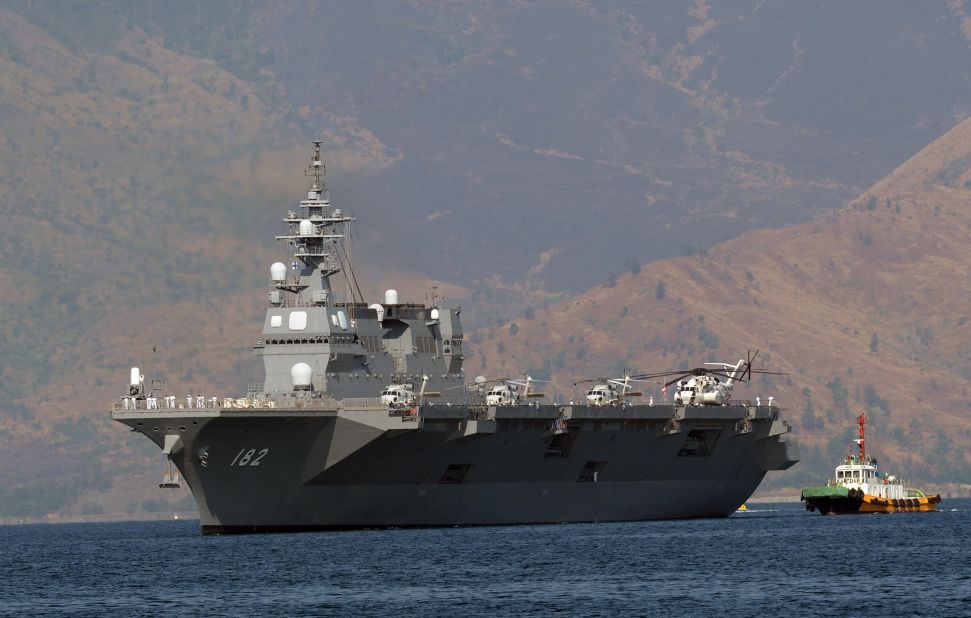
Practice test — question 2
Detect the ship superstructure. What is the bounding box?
[256,142,463,402]
[110,143,799,534]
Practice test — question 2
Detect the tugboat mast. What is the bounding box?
[856,413,867,461]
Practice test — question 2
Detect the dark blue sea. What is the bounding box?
[3,500,970,617]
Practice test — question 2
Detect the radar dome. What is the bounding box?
[290,362,313,389]
[270,262,287,282]
[130,367,140,386]
[384,289,399,305]
[299,220,314,236]
[368,303,385,321]
[474,375,487,385]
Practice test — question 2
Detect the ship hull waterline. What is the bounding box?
[802,493,941,515]
[114,403,798,535]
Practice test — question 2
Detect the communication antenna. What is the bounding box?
[151,346,163,393]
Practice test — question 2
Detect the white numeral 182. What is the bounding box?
[230,448,269,467]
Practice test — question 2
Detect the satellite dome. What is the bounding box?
[298,220,314,236]
[368,303,385,321]
[384,289,399,305]
[270,262,287,282]
[430,308,440,320]
[290,363,313,389]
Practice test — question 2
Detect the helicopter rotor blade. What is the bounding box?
[663,375,692,388]
[631,370,698,380]
[746,349,759,381]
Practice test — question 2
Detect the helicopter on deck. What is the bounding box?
[458,375,548,406]
[574,374,644,406]
[633,350,784,406]
[484,376,547,405]
[379,375,441,408]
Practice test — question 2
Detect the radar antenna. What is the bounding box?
[306,140,327,197]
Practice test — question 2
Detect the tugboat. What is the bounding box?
[801,414,941,515]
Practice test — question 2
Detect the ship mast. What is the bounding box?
[855,413,867,461]
[310,141,324,191]
[272,141,362,305]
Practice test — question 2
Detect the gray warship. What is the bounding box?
[111,143,799,534]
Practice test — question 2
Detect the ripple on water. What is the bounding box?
[2,500,970,617]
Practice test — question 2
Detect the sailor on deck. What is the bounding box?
[186,394,193,409]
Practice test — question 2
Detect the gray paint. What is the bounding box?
[110,143,798,534]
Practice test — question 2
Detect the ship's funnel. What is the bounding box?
[290,363,313,390]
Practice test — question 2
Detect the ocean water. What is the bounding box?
[2,500,970,617]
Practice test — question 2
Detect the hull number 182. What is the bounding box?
[230,448,269,467]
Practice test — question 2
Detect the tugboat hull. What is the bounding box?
[802,487,941,515]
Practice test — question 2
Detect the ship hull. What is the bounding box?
[113,403,798,534]
[802,492,941,515]
[199,478,762,534]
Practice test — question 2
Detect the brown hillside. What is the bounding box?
[466,117,971,487]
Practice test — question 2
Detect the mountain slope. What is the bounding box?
[0,7,392,518]
[466,116,971,489]
[264,0,971,289]
[3,1,971,518]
